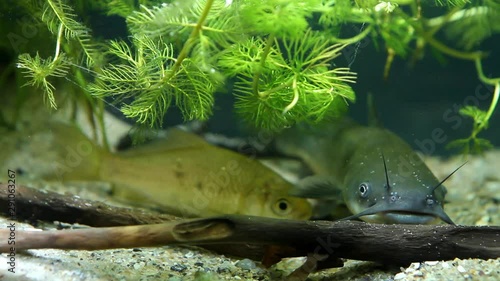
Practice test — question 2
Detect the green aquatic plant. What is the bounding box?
[15,0,98,109]
[5,0,500,152]
[89,0,232,127]
[446,60,500,154]
[218,29,356,130]
[8,0,110,147]
[87,0,357,130]
[9,0,355,131]
[17,53,70,109]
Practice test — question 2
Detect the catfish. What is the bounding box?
[272,103,460,224]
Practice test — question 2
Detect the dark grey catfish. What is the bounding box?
[274,117,459,224]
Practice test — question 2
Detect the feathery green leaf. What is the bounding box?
[434,0,470,6]
[17,53,70,109]
[444,2,500,50]
[42,0,98,66]
[227,29,356,131]
[89,33,218,127]
[238,0,323,38]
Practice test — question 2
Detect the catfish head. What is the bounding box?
[341,147,462,225]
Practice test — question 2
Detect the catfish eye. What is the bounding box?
[272,198,292,215]
[359,183,370,198]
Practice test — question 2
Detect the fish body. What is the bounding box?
[274,118,454,224]
[1,123,312,220]
[102,129,312,219]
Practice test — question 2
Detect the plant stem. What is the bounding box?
[475,58,500,85]
[253,34,275,98]
[425,6,462,37]
[161,0,214,84]
[426,6,490,27]
[474,58,500,133]
[96,98,110,151]
[421,33,483,61]
[282,76,299,115]
[479,83,498,134]
[331,25,372,45]
[402,7,482,61]
[53,23,63,62]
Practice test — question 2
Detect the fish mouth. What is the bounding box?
[340,203,455,225]
[373,211,439,224]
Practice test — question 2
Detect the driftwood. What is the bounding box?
[0,184,499,270]
[0,183,178,226]
[1,215,499,264]
[0,184,269,261]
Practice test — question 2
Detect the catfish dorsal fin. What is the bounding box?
[290,175,342,199]
[367,93,384,128]
[165,128,209,148]
[118,128,208,156]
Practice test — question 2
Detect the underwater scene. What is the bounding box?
[0,0,499,280]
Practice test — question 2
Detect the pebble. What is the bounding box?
[475,215,491,226]
[413,270,423,277]
[483,181,500,200]
[133,261,145,270]
[217,260,235,273]
[170,264,188,272]
[184,251,195,258]
[143,267,159,276]
[442,262,450,269]
[457,265,467,273]
[394,272,407,280]
[425,261,439,266]
[193,271,221,281]
[235,258,257,270]
[409,262,421,270]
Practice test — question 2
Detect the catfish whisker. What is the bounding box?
[431,162,468,192]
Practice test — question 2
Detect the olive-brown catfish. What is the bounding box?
[273,117,460,224]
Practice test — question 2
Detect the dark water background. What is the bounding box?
[344,35,500,157]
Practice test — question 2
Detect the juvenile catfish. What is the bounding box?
[1,123,312,220]
[273,118,459,225]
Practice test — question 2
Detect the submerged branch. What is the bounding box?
[0,184,498,268]
[0,184,178,226]
[0,215,498,265]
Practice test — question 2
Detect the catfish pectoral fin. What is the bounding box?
[310,198,350,220]
[290,176,346,219]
